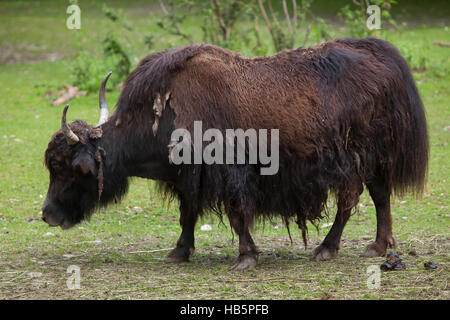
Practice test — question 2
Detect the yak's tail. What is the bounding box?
[381,39,429,196]
[338,37,429,196]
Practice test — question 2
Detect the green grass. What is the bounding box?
[0,1,448,300]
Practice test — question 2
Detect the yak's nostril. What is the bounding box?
[42,216,47,222]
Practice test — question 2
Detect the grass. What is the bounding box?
[0,1,448,300]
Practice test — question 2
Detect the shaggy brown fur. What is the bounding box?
[115,38,427,192]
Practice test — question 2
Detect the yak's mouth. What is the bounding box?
[59,219,76,230]
[42,210,76,230]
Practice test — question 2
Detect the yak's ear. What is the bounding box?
[72,153,96,176]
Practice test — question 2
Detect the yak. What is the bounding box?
[42,37,428,270]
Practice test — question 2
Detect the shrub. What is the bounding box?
[338,0,398,38]
[71,34,131,94]
[71,51,121,93]
[71,5,133,94]
[399,45,429,72]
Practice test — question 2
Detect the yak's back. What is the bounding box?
[166,40,395,158]
[115,39,415,160]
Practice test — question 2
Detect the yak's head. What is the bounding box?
[42,73,112,229]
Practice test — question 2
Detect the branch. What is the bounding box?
[258,0,273,37]
[433,41,450,47]
[283,0,293,35]
[282,0,294,47]
[225,0,242,38]
[218,277,311,283]
[159,0,169,15]
[159,0,193,43]
[292,0,297,29]
[210,0,228,41]
[50,85,86,107]
[267,0,278,25]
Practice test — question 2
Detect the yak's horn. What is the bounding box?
[98,71,112,126]
[61,104,80,145]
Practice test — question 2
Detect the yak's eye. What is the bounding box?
[51,160,63,172]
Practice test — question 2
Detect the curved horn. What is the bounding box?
[61,104,79,145]
[98,71,112,126]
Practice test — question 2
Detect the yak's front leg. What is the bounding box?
[227,207,260,271]
[166,196,198,262]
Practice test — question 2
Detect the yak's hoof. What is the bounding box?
[361,238,396,257]
[361,245,383,257]
[230,254,258,271]
[361,239,395,257]
[313,244,337,261]
[165,247,194,263]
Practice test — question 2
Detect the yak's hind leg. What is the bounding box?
[227,205,260,271]
[361,175,396,257]
[166,195,198,262]
[313,175,363,261]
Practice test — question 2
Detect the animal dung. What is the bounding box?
[380,252,406,271]
[408,250,418,256]
[424,262,438,270]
